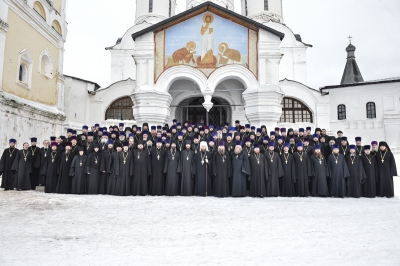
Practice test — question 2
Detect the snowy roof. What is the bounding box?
[320,76,400,91]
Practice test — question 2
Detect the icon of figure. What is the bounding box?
[166,41,197,68]
[218,42,241,65]
[200,13,214,64]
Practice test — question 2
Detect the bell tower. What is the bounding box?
[135,0,177,24]
[186,0,234,11]
[241,0,283,23]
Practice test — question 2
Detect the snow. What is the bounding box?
[1,178,400,266]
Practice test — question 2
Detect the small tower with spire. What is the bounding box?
[340,37,364,85]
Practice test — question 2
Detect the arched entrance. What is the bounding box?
[175,97,231,126]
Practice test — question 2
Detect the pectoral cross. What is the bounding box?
[257,160,260,164]
[124,160,126,164]
[222,159,225,163]
[95,160,97,164]
[44,154,46,157]
[24,158,26,161]
[187,157,189,161]
[52,159,54,163]
[285,160,288,164]
[80,162,82,166]
[300,157,302,162]
[319,161,322,164]
[381,159,384,163]
[157,155,160,160]
[335,160,338,164]
[201,160,204,165]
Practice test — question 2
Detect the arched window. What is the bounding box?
[149,0,153,12]
[264,0,269,10]
[39,49,53,78]
[33,1,46,20]
[366,102,376,119]
[51,20,62,35]
[106,97,134,120]
[279,97,313,123]
[338,104,346,120]
[17,49,33,89]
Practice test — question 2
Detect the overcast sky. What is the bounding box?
[64,0,400,89]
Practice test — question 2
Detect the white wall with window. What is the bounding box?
[39,48,53,78]
[16,49,33,89]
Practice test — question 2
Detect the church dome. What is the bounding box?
[186,0,234,11]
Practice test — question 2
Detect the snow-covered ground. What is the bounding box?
[1,178,400,266]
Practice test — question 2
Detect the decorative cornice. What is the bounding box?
[0,19,10,32]
[249,13,282,24]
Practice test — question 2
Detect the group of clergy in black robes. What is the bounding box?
[0,122,397,198]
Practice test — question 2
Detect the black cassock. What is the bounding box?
[231,151,250,197]
[360,154,377,198]
[0,148,18,190]
[327,153,350,198]
[192,151,212,196]
[164,149,181,196]
[376,150,397,198]
[114,151,133,196]
[132,149,151,196]
[35,147,50,185]
[41,151,61,193]
[280,152,296,197]
[345,155,367,198]
[87,152,102,194]
[11,150,32,190]
[55,151,74,194]
[212,152,232,198]
[304,146,314,158]
[29,146,41,189]
[107,151,120,195]
[264,151,284,196]
[69,154,87,194]
[180,149,195,196]
[248,153,269,197]
[100,149,114,195]
[309,155,330,197]
[150,147,166,196]
[293,152,312,197]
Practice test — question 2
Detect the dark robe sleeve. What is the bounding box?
[212,153,217,177]
[86,154,93,174]
[147,155,152,177]
[276,154,284,178]
[69,156,77,177]
[0,152,5,175]
[358,157,367,184]
[324,159,330,178]
[163,155,169,174]
[342,156,350,178]
[11,152,19,172]
[263,155,269,182]
[34,152,41,169]
[100,154,106,173]
[226,152,232,178]
[177,153,182,173]
[242,153,251,177]
[291,156,297,183]
[390,152,398,176]
[130,154,134,177]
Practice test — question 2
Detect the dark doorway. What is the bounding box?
[176,97,231,126]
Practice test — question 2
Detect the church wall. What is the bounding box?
[326,82,400,152]
[2,9,60,106]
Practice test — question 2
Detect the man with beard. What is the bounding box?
[164,139,171,151]
[296,128,305,143]
[280,143,296,197]
[264,141,284,197]
[311,134,324,155]
[128,136,137,152]
[41,142,61,193]
[35,139,50,186]
[370,141,379,156]
[248,143,269,197]
[335,130,344,145]
[274,136,284,155]
[176,132,185,152]
[231,141,251,197]
[288,136,296,154]
[260,136,269,154]
[376,141,397,198]
[70,147,87,194]
[28,137,40,189]
[56,142,74,194]
[193,141,212,196]
[0,139,18,190]
[355,137,364,156]
[269,131,276,143]
[212,141,232,198]
[327,144,350,198]
[309,145,330,197]
[303,138,314,157]
[325,136,337,159]
[191,135,200,154]
[164,140,181,196]
[150,138,166,196]
[339,137,349,156]
[360,145,378,198]
[99,133,109,152]
[180,140,195,196]
[11,142,32,190]
[100,140,115,194]
[208,137,216,154]
[243,137,253,157]
[255,128,263,144]
[86,143,102,194]
[224,133,234,155]
[345,145,366,198]
[293,142,312,197]
[78,125,88,146]
[82,132,95,155]
[132,140,151,196]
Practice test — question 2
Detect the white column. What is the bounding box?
[134,59,148,87]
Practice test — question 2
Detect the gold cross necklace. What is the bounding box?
[380,149,388,163]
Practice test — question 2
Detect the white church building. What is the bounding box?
[1,0,397,161]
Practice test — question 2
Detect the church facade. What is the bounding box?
[0,0,399,164]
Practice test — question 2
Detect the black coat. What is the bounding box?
[0,148,18,190]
